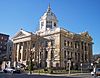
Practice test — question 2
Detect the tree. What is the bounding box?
[28,57,33,74]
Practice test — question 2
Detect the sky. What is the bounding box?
[0,0,100,54]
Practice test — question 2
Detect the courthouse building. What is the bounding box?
[12,5,93,69]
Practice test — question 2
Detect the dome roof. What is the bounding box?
[40,5,57,21]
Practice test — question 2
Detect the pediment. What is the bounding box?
[12,29,31,39]
[14,32,25,38]
[80,32,90,37]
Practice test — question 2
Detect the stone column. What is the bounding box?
[23,42,26,61]
[12,43,17,67]
[16,43,20,62]
[85,43,88,62]
[22,42,24,61]
[13,43,17,62]
[47,41,52,68]
[83,42,85,63]
[24,41,29,66]
[88,43,93,62]
[79,42,82,63]
[42,47,46,68]
[20,42,24,62]
[26,41,28,61]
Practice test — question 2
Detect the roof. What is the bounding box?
[0,33,9,37]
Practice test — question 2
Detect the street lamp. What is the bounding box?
[91,63,93,66]
[80,63,82,73]
[91,63,93,70]
[91,63,93,69]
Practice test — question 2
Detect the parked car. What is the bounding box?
[3,67,21,73]
[91,67,96,76]
[91,71,94,76]
[91,68,100,76]
[17,63,26,69]
[96,68,100,76]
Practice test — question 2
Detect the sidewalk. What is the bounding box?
[28,72,90,77]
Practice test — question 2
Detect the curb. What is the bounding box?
[28,73,90,77]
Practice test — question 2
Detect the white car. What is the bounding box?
[91,71,94,76]
[3,67,20,73]
[91,68,100,76]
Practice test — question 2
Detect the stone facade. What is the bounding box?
[12,5,93,69]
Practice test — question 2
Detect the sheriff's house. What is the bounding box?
[12,5,93,69]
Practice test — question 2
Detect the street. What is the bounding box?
[0,73,79,78]
[0,72,100,78]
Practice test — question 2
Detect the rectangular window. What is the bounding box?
[81,42,84,49]
[85,43,87,51]
[54,22,56,27]
[51,50,54,58]
[41,22,44,26]
[71,42,73,47]
[33,44,35,47]
[41,22,44,29]
[4,37,7,41]
[0,42,2,44]
[64,50,66,59]
[67,41,69,46]
[51,40,55,47]
[1,36,3,40]
[75,53,77,60]
[4,46,6,50]
[10,47,12,51]
[78,53,80,62]
[64,40,66,46]
[0,46,2,48]
[75,42,77,48]
[67,51,69,58]
[85,53,87,62]
[45,41,48,47]
[45,51,48,59]
[46,21,52,28]
[71,52,73,58]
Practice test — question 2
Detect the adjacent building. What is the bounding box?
[0,33,9,63]
[12,5,93,69]
[7,40,13,61]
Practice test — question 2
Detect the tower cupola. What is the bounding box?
[39,4,58,32]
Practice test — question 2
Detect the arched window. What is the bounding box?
[41,22,44,28]
[54,22,56,27]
